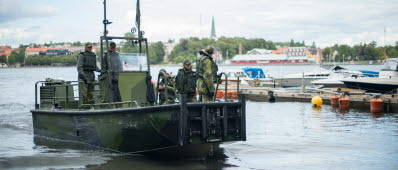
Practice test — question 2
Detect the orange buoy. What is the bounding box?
[216,90,224,99]
[370,97,383,113]
[231,90,238,99]
[339,96,350,110]
[226,91,232,99]
[330,95,340,107]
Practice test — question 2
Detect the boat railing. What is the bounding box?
[214,72,240,102]
[82,100,139,110]
[35,80,81,109]
[35,80,141,110]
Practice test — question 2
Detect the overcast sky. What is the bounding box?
[0,0,397,48]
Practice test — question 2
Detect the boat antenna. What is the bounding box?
[384,26,388,59]
[103,0,112,54]
[136,0,141,39]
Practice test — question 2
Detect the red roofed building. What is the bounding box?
[25,47,59,56]
[0,46,13,57]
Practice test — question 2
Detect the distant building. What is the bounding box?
[246,48,273,55]
[39,49,72,56]
[230,54,314,65]
[25,48,58,56]
[0,46,13,57]
[213,48,223,64]
[163,42,177,62]
[306,48,323,63]
[64,46,86,53]
[230,47,316,65]
[276,47,288,54]
[287,47,307,57]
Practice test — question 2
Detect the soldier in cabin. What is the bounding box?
[101,42,122,103]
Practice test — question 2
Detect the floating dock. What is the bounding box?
[218,85,398,113]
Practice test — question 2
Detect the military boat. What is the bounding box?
[30,0,246,158]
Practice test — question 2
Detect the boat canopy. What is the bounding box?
[320,65,347,71]
[242,67,266,78]
[381,58,398,71]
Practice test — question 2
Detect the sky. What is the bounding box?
[0,0,397,48]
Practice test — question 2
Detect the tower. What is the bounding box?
[210,16,217,39]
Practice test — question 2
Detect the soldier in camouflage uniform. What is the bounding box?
[158,69,176,105]
[77,43,101,104]
[175,59,197,103]
[196,46,218,102]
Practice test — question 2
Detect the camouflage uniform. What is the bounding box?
[175,60,197,103]
[77,43,100,104]
[196,46,218,102]
[158,70,176,105]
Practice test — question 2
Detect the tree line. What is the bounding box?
[3,37,397,67]
[169,37,276,63]
[322,41,398,62]
[24,55,77,66]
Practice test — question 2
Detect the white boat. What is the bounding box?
[273,66,335,87]
[220,68,275,87]
[341,58,398,94]
[310,68,364,88]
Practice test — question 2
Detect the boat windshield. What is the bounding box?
[226,71,246,78]
[119,53,148,71]
[381,60,398,71]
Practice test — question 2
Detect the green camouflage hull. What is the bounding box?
[31,100,246,157]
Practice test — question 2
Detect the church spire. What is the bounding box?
[210,16,217,39]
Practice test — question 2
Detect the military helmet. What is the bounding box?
[110,42,116,48]
[205,46,214,55]
[183,59,191,65]
[85,42,93,47]
[159,68,167,77]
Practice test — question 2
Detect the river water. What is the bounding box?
[0,65,397,169]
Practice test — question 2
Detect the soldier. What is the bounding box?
[102,42,122,71]
[175,59,197,102]
[158,69,176,105]
[101,42,122,103]
[77,43,101,104]
[196,46,218,102]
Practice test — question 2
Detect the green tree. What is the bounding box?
[7,51,19,65]
[148,41,165,64]
[311,42,316,48]
[0,55,6,67]
[290,39,295,47]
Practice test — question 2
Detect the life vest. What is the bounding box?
[176,68,197,95]
[79,51,97,71]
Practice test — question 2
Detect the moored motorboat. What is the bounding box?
[341,58,398,93]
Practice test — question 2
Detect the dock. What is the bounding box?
[218,85,398,113]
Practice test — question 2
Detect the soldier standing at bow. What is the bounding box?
[77,43,101,104]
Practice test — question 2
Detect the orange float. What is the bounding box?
[330,94,340,107]
[231,90,238,99]
[216,90,224,99]
[339,96,350,110]
[370,97,383,113]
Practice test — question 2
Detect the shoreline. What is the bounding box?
[0,62,382,69]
